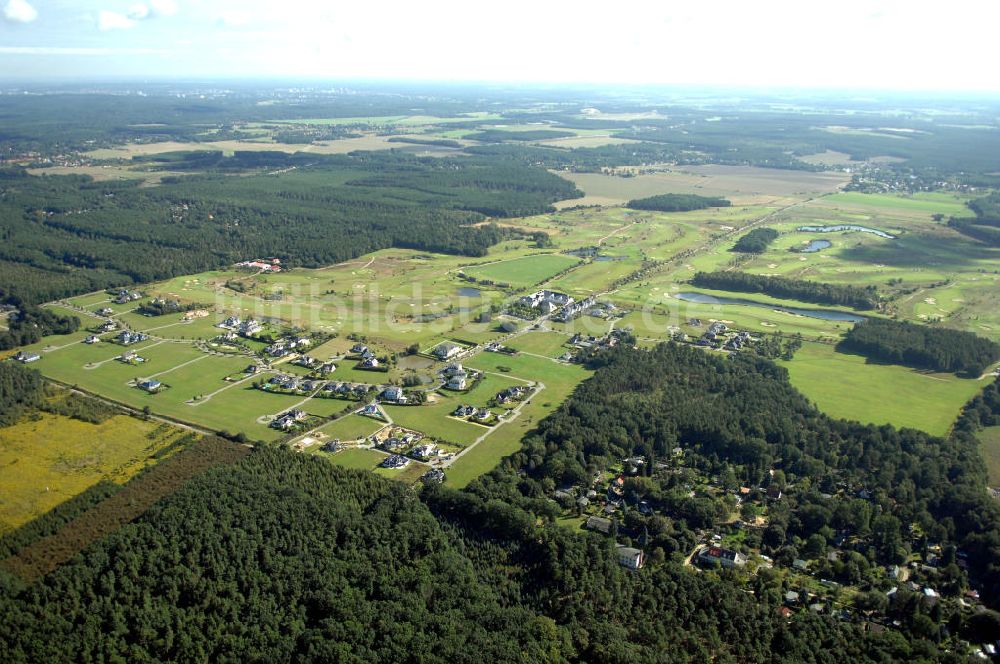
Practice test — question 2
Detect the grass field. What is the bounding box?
[311,414,385,441]
[0,413,192,535]
[781,342,985,436]
[463,254,580,289]
[977,426,1000,486]
[506,331,573,358]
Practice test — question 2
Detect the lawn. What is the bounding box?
[463,254,580,288]
[780,341,985,436]
[317,447,385,470]
[978,426,1000,486]
[506,331,573,358]
[383,402,485,447]
[312,414,385,441]
[0,413,192,535]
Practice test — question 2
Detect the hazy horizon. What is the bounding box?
[1,0,998,93]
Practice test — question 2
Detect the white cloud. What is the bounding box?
[3,0,38,23]
[149,0,178,17]
[128,3,149,20]
[98,10,136,31]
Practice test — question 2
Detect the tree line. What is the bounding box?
[839,317,1000,377]
[691,271,881,310]
[0,306,80,350]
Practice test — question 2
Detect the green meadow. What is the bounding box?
[781,342,984,436]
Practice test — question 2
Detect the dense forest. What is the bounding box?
[839,318,1000,377]
[0,306,80,349]
[0,445,961,663]
[0,153,580,305]
[625,193,732,212]
[0,362,44,425]
[732,228,779,253]
[464,343,1000,633]
[691,271,881,310]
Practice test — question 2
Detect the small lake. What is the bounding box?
[594,255,625,262]
[456,287,482,298]
[675,292,865,323]
[797,224,896,239]
[800,239,832,253]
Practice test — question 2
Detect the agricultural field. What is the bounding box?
[780,342,985,436]
[0,413,192,535]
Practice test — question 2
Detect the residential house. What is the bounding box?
[360,357,380,369]
[698,546,747,569]
[98,320,117,332]
[97,307,114,316]
[616,545,645,570]
[411,443,438,460]
[585,516,613,534]
[220,315,241,329]
[350,343,369,355]
[238,319,262,337]
[244,364,259,375]
[381,454,410,469]
[453,405,475,417]
[137,379,162,393]
[382,386,404,403]
[13,351,41,363]
[421,468,446,484]
[446,373,468,390]
[116,331,147,345]
[433,342,463,360]
[359,403,382,418]
[84,335,101,344]
[317,363,336,375]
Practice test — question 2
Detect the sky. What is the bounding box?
[0,0,998,91]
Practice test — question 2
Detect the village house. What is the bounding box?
[616,545,645,571]
[271,409,307,431]
[453,404,475,418]
[220,315,241,329]
[116,331,147,345]
[698,546,747,569]
[13,351,41,363]
[359,403,383,418]
[98,320,117,333]
[433,342,463,360]
[585,516,613,535]
[381,454,410,469]
[411,443,438,460]
[97,307,113,316]
[137,379,162,393]
[381,386,404,403]
[84,335,101,344]
[360,357,380,369]
[238,319,263,337]
[293,355,317,368]
[446,372,468,390]
[317,362,336,375]
[350,343,369,355]
[421,468,446,484]
[244,364,259,375]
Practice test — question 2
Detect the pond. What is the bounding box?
[456,287,482,298]
[797,224,896,239]
[674,292,866,323]
[594,255,626,262]
[800,239,832,253]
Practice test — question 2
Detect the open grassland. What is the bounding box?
[780,342,985,436]
[0,414,192,535]
[977,426,1000,486]
[555,165,848,208]
[463,254,580,288]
